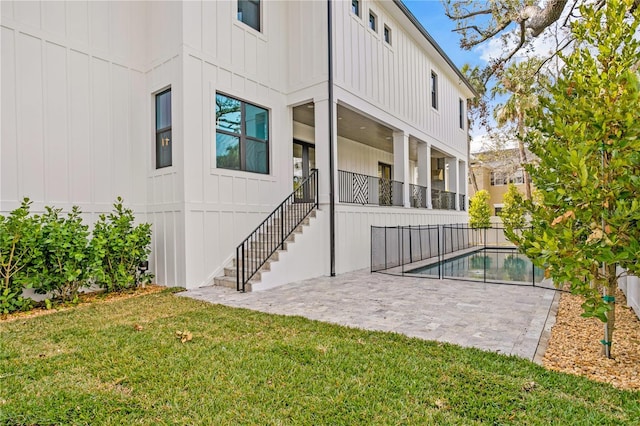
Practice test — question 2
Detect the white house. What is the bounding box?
[1,0,476,291]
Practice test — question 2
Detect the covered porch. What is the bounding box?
[292,102,467,211]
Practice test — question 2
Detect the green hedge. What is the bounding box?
[0,197,152,314]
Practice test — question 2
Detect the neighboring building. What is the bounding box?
[469,148,532,216]
[1,0,475,290]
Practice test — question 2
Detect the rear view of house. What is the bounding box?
[1,0,475,290]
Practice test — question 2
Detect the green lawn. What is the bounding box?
[1,290,638,425]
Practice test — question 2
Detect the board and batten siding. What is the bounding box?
[177,0,327,286]
[335,205,469,274]
[1,1,148,216]
[332,0,468,159]
[1,1,188,287]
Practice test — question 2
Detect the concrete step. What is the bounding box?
[232,257,272,270]
[246,239,290,251]
[234,251,280,265]
[213,275,253,292]
[271,216,311,227]
[224,265,266,281]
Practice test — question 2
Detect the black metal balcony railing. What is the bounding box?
[409,184,428,208]
[459,194,466,211]
[338,170,403,207]
[431,188,456,210]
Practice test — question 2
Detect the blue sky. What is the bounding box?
[403,0,485,71]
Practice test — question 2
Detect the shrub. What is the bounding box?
[91,198,152,292]
[31,206,93,302]
[499,184,525,228]
[0,199,40,314]
[469,190,491,229]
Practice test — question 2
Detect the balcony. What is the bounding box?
[431,188,456,210]
[339,170,463,211]
[409,184,428,208]
[338,170,403,207]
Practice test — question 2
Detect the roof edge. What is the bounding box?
[392,0,479,98]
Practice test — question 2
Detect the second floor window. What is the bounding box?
[459,98,465,129]
[216,93,269,174]
[384,25,391,44]
[431,71,438,110]
[238,0,260,32]
[491,170,524,186]
[352,0,360,16]
[369,12,377,32]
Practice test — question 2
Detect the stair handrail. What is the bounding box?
[236,169,319,292]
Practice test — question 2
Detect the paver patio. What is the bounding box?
[180,269,558,361]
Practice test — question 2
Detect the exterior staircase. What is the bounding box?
[213,170,319,292]
[213,209,316,292]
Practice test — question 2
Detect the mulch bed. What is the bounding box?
[0,285,166,323]
[543,288,640,391]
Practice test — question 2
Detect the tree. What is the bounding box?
[443,0,640,84]
[493,59,549,200]
[516,0,640,358]
[499,183,526,233]
[469,190,491,229]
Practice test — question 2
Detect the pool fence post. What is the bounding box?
[438,225,441,279]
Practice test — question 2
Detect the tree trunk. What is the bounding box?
[517,117,532,200]
[602,263,617,359]
[469,166,479,193]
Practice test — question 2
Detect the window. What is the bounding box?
[431,71,438,110]
[459,98,465,129]
[369,11,377,31]
[352,0,360,16]
[216,93,269,174]
[491,170,524,185]
[155,89,172,169]
[511,169,524,184]
[490,171,507,186]
[494,206,503,216]
[384,25,391,44]
[238,0,260,32]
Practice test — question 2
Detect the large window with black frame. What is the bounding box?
[215,93,269,174]
[155,88,172,169]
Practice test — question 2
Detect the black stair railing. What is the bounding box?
[236,169,318,292]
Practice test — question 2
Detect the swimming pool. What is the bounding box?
[408,248,546,285]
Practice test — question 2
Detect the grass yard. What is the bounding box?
[1,290,638,425]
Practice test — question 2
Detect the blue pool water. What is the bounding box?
[409,248,545,285]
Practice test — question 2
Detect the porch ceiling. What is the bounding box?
[337,105,393,152]
[292,103,395,153]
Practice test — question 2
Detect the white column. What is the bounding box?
[445,157,458,209]
[313,97,338,208]
[458,159,467,211]
[417,142,428,208]
[393,131,410,208]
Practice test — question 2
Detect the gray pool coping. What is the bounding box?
[179,268,559,363]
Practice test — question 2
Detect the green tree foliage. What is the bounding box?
[517,0,640,357]
[0,199,39,313]
[31,206,93,302]
[91,197,152,292]
[500,184,526,238]
[493,59,550,200]
[469,190,491,229]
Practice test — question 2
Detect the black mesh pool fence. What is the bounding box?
[371,224,538,280]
